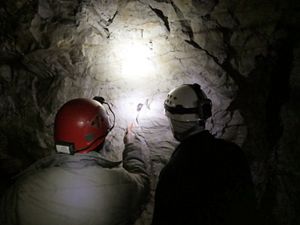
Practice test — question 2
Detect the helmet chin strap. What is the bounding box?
[173,121,205,141]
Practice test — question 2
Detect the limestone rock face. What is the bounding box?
[0,0,299,224]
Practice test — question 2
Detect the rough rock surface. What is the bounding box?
[0,0,299,224]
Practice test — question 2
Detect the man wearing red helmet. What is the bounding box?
[0,98,150,225]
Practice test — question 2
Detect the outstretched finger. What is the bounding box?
[127,122,135,132]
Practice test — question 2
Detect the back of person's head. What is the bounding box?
[164,83,212,141]
[54,98,111,154]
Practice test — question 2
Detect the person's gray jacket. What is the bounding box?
[0,139,150,225]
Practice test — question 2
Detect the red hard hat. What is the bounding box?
[54,98,110,154]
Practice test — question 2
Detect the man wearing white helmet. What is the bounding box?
[151,83,257,225]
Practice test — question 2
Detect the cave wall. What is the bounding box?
[0,0,299,224]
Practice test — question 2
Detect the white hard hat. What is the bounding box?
[164,83,212,122]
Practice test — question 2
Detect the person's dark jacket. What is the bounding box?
[152,130,256,225]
